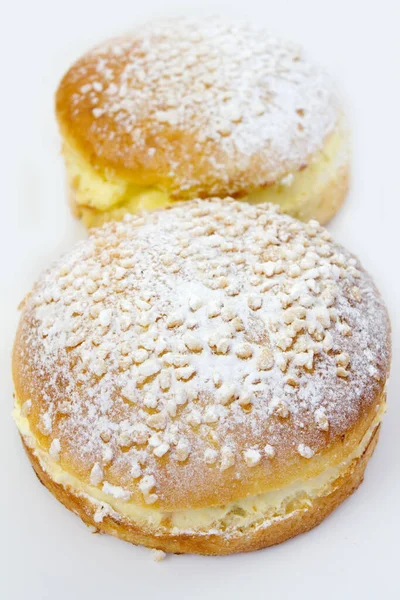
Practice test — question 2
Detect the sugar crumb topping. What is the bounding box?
[16,199,389,506]
[62,17,341,193]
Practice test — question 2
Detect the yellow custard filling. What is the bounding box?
[14,401,383,534]
[63,121,348,228]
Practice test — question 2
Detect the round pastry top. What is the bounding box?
[56,18,342,197]
[13,199,390,510]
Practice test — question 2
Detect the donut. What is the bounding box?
[12,199,389,555]
[55,18,350,228]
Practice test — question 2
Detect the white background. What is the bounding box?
[1,1,399,598]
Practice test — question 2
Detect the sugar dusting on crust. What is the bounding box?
[14,199,390,507]
[61,17,341,194]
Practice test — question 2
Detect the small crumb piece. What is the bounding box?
[243,449,261,466]
[264,444,276,458]
[118,431,134,448]
[187,409,202,427]
[314,408,329,431]
[298,444,314,459]
[49,439,61,461]
[159,370,171,391]
[235,343,253,359]
[285,375,299,387]
[204,406,219,424]
[288,264,301,278]
[204,448,218,464]
[212,371,223,388]
[238,391,252,406]
[207,301,221,318]
[92,358,107,377]
[186,318,198,329]
[177,391,188,407]
[147,412,166,430]
[102,446,114,465]
[248,295,262,311]
[93,504,111,524]
[98,309,112,327]
[221,307,236,322]
[339,322,352,336]
[189,296,202,311]
[276,335,293,351]
[139,474,158,503]
[271,398,289,418]
[336,352,350,367]
[161,254,174,266]
[39,412,52,435]
[175,365,196,380]
[148,433,161,448]
[276,354,288,372]
[155,338,168,356]
[100,430,111,443]
[153,442,170,458]
[336,366,349,378]
[232,317,245,331]
[220,446,235,471]
[131,461,142,479]
[315,307,331,328]
[257,348,274,370]
[281,173,294,186]
[133,349,149,364]
[102,482,131,501]
[216,338,230,354]
[166,399,177,417]
[164,353,190,367]
[293,352,311,367]
[186,386,198,402]
[90,463,104,485]
[152,549,166,562]
[138,359,162,379]
[175,438,190,462]
[217,384,236,405]
[183,332,203,352]
[167,312,184,328]
[21,399,32,416]
[145,494,158,505]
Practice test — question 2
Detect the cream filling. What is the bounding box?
[14,401,383,533]
[246,123,348,215]
[63,121,348,222]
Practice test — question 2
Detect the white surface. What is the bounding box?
[1,1,399,598]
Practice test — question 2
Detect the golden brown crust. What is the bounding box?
[22,425,379,555]
[12,199,391,512]
[55,18,343,199]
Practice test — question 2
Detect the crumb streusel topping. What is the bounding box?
[14,199,390,508]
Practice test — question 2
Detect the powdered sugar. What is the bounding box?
[60,17,341,194]
[14,199,390,508]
